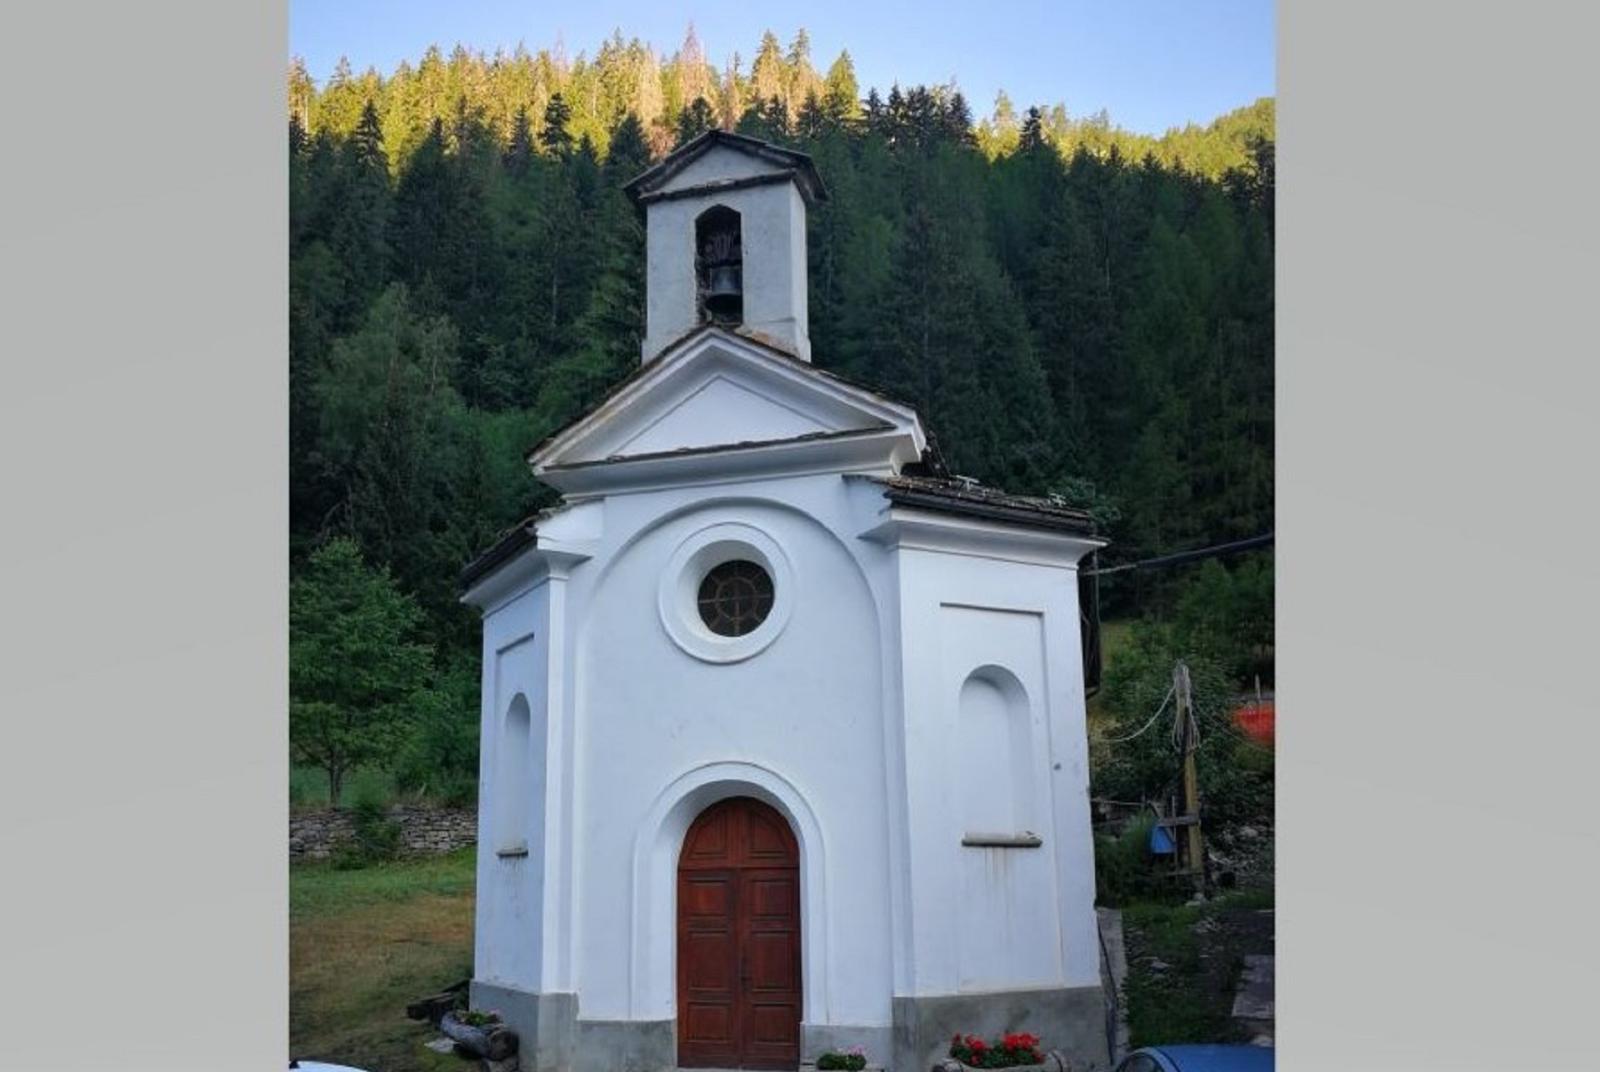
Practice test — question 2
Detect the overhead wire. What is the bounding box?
[1099,682,1176,744]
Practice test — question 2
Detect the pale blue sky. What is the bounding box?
[291,1,1274,135]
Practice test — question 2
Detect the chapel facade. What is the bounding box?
[459,131,1109,1072]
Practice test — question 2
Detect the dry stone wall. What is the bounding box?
[289,804,477,860]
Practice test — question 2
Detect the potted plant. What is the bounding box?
[940,1032,1064,1071]
[439,1007,518,1061]
[816,1046,869,1071]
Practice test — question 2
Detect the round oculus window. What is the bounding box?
[695,559,774,636]
[658,522,793,664]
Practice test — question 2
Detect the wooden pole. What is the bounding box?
[1176,661,1205,896]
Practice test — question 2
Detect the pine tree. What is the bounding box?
[719,53,745,131]
[676,23,712,107]
[786,29,820,115]
[540,92,574,156]
[822,51,861,121]
[1019,105,1047,154]
[506,105,534,175]
[795,92,827,142]
[750,31,786,113]
[676,97,717,147]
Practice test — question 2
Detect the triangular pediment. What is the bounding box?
[528,328,924,493]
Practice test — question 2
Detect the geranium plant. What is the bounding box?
[948,1032,1045,1068]
[816,1045,868,1070]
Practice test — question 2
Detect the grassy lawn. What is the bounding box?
[1120,888,1274,1048]
[291,764,402,811]
[291,848,477,1071]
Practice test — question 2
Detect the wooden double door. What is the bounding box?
[677,796,802,1070]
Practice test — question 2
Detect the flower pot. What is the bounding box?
[933,1051,1071,1072]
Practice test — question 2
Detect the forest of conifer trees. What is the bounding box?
[288,27,1274,803]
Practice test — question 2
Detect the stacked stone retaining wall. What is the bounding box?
[289,804,476,860]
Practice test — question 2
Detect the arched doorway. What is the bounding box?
[677,796,801,1070]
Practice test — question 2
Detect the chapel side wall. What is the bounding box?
[475,583,554,992]
[894,544,1100,996]
[564,478,895,1034]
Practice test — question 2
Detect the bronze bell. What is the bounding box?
[703,263,743,320]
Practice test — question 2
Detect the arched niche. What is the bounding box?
[496,693,545,856]
[956,665,1036,838]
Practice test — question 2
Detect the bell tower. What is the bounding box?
[624,130,827,363]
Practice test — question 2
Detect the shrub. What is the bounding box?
[333,790,403,868]
[816,1047,868,1071]
[1094,813,1180,907]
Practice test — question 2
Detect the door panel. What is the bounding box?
[677,798,801,1070]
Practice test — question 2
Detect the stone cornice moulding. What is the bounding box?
[859,507,1106,570]
[461,543,595,616]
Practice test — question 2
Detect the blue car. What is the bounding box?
[1113,1044,1275,1072]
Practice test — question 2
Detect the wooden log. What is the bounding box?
[406,990,461,1024]
[439,1011,519,1060]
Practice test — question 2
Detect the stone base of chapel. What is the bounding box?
[469,980,1108,1072]
[468,981,578,1072]
[892,985,1110,1072]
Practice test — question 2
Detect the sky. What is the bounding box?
[290,1,1274,136]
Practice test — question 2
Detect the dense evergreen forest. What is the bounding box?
[288,27,1274,806]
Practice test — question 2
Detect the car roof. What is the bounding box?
[1140,1043,1275,1072]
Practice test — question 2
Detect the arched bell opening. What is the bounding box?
[695,205,744,326]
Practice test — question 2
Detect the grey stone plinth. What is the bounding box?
[893,985,1109,1072]
[572,1017,675,1072]
[469,981,575,1072]
[803,1021,894,1068]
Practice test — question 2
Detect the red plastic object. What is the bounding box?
[1232,699,1275,747]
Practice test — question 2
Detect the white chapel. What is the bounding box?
[459,131,1110,1072]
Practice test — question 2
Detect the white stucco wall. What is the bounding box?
[567,477,895,1029]
[887,530,1102,996]
[470,467,1102,1039]
[475,583,552,990]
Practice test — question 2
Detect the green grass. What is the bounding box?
[1099,618,1136,667]
[291,848,477,1071]
[1120,889,1275,1048]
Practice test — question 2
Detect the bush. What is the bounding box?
[816,1049,868,1071]
[1094,813,1181,907]
[333,790,403,869]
